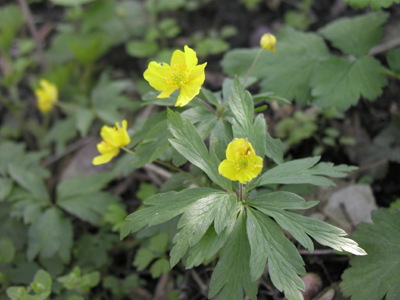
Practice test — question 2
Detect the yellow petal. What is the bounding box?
[144,62,170,91]
[183,45,198,68]
[92,152,117,165]
[157,87,176,99]
[188,63,207,82]
[218,160,238,181]
[170,49,186,66]
[226,138,255,161]
[100,121,130,148]
[260,33,277,52]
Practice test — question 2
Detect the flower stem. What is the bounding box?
[244,48,263,85]
[121,147,203,187]
[239,183,244,201]
[195,97,216,115]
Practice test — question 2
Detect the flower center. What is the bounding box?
[166,64,189,89]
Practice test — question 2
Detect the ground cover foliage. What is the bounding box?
[0,0,400,300]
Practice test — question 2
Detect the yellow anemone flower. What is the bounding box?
[143,45,207,107]
[92,120,130,165]
[260,33,277,52]
[218,138,263,184]
[34,79,58,114]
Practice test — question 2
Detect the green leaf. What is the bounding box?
[150,258,170,278]
[8,164,50,203]
[254,156,357,187]
[222,28,330,104]
[50,0,95,6]
[121,188,221,238]
[126,40,159,58]
[248,193,366,255]
[319,12,388,57]
[311,56,386,110]
[134,233,168,270]
[0,237,15,263]
[340,0,400,9]
[58,267,100,292]
[208,211,258,300]
[228,78,267,158]
[387,49,400,73]
[28,207,73,263]
[186,226,231,268]
[0,5,24,52]
[247,209,306,300]
[57,173,112,199]
[0,177,13,201]
[167,110,232,191]
[57,192,119,225]
[31,270,52,296]
[170,193,239,267]
[75,107,95,137]
[341,209,400,300]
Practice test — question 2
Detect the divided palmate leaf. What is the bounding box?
[311,56,386,110]
[253,156,357,188]
[208,212,258,300]
[167,109,232,191]
[121,188,224,239]
[248,193,367,255]
[340,0,400,10]
[222,28,330,104]
[247,208,306,300]
[27,207,73,264]
[319,12,388,57]
[170,192,239,267]
[341,209,400,300]
[228,77,267,159]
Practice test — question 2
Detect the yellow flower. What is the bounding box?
[92,120,130,165]
[34,79,58,114]
[260,33,277,52]
[143,45,207,107]
[218,138,263,184]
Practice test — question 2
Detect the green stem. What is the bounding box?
[384,68,400,80]
[121,147,203,186]
[239,183,244,201]
[195,97,216,115]
[243,48,263,85]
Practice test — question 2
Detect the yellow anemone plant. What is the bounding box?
[34,79,58,114]
[92,120,130,165]
[143,45,207,107]
[218,138,263,184]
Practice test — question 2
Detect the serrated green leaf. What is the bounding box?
[319,12,388,57]
[57,173,112,199]
[170,193,238,267]
[167,110,232,191]
[341,209,400,300]
[0,5,24,52]
[0,237,15,263]
[8,165,50,203]
[75,107,95,137]
[58,267,100,292]
[247,209,306,300]
[222,28,330,104]
[387,49,400,73]
[228,78,268,158]
[134,248,157,270]
[341,0,400,9]
[31,270,52,295]
[150,258,170,278]
[248,192,366,255]
[28,207,73,263]
[121,188,221,239]
[208,212,257,300]
[186,226,231,268]
[254,156,357,188]
[57,192,119,225]
[311,56,386,110]
[0,177,13,201]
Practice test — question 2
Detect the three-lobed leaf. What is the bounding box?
[311,56,386,110]
[341,209,400,300]
[319,12,388,57]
